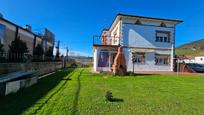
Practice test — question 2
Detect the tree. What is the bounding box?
[0,42,5,62]
[45,47,53,61]
[9,37,28,62]
[9,37,28,54]
[33,44,44,56]
[33,44,44,61]
[45,47,53,57]
[0,42,4,53]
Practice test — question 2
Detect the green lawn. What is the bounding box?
[1,68,204,115]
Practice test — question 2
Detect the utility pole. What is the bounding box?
[66,47,69,59]
[56,40,60,60]
[133,61,135,74]
[132,55,135,73]
[177,58,180,77]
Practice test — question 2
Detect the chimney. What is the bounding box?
[25,25,32,31]
[112,47,127,75]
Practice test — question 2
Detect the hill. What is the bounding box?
[176,39,204,55]
[177,39,204,50]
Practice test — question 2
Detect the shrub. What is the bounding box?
[105,91,113,101]
[71,63,78,68]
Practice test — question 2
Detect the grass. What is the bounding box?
[1,68,204,114]
[175,49,203,55]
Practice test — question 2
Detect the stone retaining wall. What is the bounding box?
[0,61,67,75]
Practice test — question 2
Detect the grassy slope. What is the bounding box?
[175,49,203,55]
[1,68,204,114]
[175,39,204,55]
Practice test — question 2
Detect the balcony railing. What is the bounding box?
[93,36,120,46]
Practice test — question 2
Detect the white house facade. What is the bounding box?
[93,13,182,73]
[182,56,204,64]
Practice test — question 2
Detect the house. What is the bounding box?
[93,13,182,74]
[0,14,54,57]
[178,52,204,64]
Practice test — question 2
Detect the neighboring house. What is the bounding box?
[0,15,54,57]
[93,13,182,73]
[177,52,204,64]
[195,57,204,64]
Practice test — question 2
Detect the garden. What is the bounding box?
[1,68,204,115]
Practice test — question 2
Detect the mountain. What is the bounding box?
[176,39,204,55]
[177,39,204,50]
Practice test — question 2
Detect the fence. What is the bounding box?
[0,52,62,63]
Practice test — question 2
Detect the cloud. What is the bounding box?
[53,48,91,57]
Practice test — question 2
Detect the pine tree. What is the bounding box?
[0,42,4,53]
[9,37,28,62]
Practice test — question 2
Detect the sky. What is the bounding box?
[0,0,204,56]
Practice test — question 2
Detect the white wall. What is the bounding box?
[123,48,172,72]
[93,49,98,72]
[194,57,204,64]
[122,24,174,49]
[109,20,121,45]
[5,80,21,95]
[182,57,204,64]
[0,19,16,31]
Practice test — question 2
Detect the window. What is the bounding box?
[156,31,170,43]
[98,50,109,67]
[201,58,203,61]
[132,53,145,64]
[156,36,159,42]
[113,33,117,44]
[0,24,5,44]
[159,37,163,42]
[155,54,170,65]
[164,37,168,42]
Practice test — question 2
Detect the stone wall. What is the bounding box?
[0,62,63,75]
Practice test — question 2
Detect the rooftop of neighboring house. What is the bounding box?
[176,51,204,60]
[0,16,55,43]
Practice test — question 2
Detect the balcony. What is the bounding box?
[93,35,120,46]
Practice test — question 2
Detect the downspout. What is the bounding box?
[33,35,37,55]
[119,17,123,47]
[15,26,19,40]
[172,24,176,71]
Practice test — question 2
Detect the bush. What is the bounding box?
[70,63,78,68]
[105,91,113,101]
